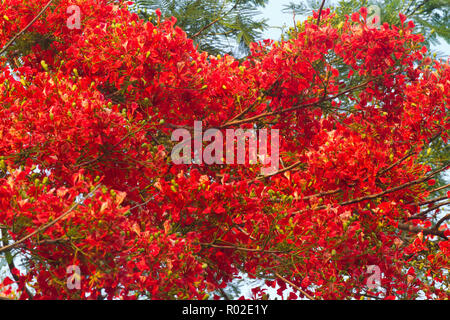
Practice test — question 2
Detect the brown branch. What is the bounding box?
[164,123,194,130]
[360,293,383,300]
[0,185,99,254]
[417,195,448,206]
[261,159,446,212]
[225,103,256,125]
[220,79,376,128]
[397,222,448,240]
[316,0,327,25]
[202,243,289,254]
[339,166,448,207]
[223,74,285,127]
[409,200,450,220]
[294,165,448,214]
[261,151,415,201]
[434,214,450,230]
[256,161,303,181]
[30,237,71,247]
[0,0,54,56]
[128,198,152,212]
[377,151,417,177]
[162,77,379,132]
[429,184,450,194]
[235,225,256,240]
[274,272,315,300]
[303,189,341,201]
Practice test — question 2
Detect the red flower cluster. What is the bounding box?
[0,1,448,299]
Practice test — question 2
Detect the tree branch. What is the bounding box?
[201,242,289,254]
[409,200,450,220]
[376,151,417,177]
[0,185,100,254]
[434,214,450,230]
[429,183,450,194]
[274,272,315,300]
[220,79,376,128]
[339,166,448,207]
[192,1,239,39]
[0,0,54,56]
[294,165,448,214]
[316,0,327,25]
[417,195,448,207]
[256,161,303,181]
[397,222,448,240]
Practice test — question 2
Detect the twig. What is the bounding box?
[429,184,450,194]
[0,0,54,56]
[256,161,303,180]
[339,166,448,207]
[274,272,315,300]
[316,0,326,25]
[294,165,448,214]
[202,243,289,254]
[397,222,448,240]
[360,293,382,300]
[377,151,416,177]
[218,287,231,300]
[417,195,448,207]
[220,79,375,128]
[0,185,100,254]
[192,1,239,39]
[434,214,450,230]
[409,200,450,220]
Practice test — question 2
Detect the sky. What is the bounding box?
[258,0,302,40]
[257,0,450,57]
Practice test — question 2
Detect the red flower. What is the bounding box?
[351,12,360,22]
[360,7,368,20]
[0,0,448,301]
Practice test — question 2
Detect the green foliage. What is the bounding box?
[132,0,269,56]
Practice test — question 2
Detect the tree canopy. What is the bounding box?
[284,0,450,49]
[0,0,448,300]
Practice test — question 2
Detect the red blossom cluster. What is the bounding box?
[0,1,448,299]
